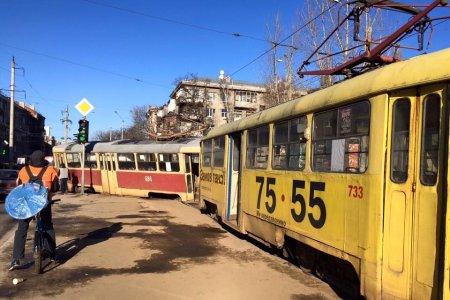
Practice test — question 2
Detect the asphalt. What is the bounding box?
[0,193,340,300]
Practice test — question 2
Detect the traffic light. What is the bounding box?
[1,146,7,156]
[78,119,89,144]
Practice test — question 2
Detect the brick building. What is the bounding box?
[0,93,46,165]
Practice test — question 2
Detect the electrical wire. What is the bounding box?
[230,2,339,77]
[78,0,269,44]
[0,42,170,88]
[21,71,52,106]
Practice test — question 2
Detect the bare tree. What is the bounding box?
[264,13,283,107]
[93,129,120,142]
[264,14,302,108]
[92,106,149,141]
[296,0,387,88]
[126,105,151,140]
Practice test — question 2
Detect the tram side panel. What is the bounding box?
[199,137,228,217]
[53,150,104,193]
[115,171,190,200]
[236,98,387,299]
[444,83,450,300]
[69,167,103,193]
[113,152,194,201]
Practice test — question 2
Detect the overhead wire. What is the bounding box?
[230,2,340,77]
[0,42,170,88]
[293,75,321,88]
[78,0,269,44]
[21,70,55,107]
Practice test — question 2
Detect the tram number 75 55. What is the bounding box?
[256,177,327,229]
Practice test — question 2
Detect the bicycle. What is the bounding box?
[33,199,59,274]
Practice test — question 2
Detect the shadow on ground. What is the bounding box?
[0,203,230,298]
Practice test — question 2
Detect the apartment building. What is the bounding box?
[148,78,267,139]
[0,93,46,165]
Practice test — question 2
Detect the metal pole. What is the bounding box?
[121,120,124,139]
[109,127,112,141]
[81,141,85,194]
[114,111,124,140]
[9,57,15,163]
[64,106,69,144]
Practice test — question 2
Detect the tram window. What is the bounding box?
[202,139,212,167]
[159,153,180,172]
[67,153,81,168]
[185,155,191,173]
[57,154,64,167]
[85,153,97,169]
[420,94,441,185]
[137,153,157,171]
[273,116,307,170]
[312,101,370,173]
[391,98,411,183]
[232,134,241,171]
[213,136,225,167]
[100,155,105,170]
[246,125,269,169]
[54,154,63,167]
[118,153,136,170]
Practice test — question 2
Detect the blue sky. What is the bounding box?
[0,0,449,142]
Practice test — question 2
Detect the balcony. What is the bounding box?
[234,100,259,109]
[177,97,204,105]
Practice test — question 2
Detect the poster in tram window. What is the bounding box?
[340,108,352,135]
[348,138,360,170]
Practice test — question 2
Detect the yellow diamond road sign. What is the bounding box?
[75,98,94,116]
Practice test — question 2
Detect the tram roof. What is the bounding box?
[204,47,450,140]
[53,138,200,154]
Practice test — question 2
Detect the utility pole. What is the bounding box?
[114,111,124,139]
[9,57,15,163]
[64,106,69,143]
[121,120,124,139]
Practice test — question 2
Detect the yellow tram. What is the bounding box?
[199,48,450,299]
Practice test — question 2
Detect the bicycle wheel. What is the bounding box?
[34,231,43,274]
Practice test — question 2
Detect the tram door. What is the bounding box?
[185,154,199,200]
[383,86,445,299]
[226,133,242,224]
[100,153,117,194]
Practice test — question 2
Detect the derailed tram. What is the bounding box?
[199,48,450,299]
[53,139,200,201]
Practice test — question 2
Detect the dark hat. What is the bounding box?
[30,150,45,167]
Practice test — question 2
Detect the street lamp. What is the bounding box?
[114,111,124,140]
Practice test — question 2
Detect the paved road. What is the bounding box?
[0,195,16,242]
[0,193,340,299]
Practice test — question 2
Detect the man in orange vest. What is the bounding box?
[9,150,59,271]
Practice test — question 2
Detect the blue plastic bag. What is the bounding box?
[5,183,48,219]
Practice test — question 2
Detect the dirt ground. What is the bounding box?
[0,193,340,299]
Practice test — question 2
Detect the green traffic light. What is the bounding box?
[77,118,89,144]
